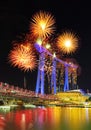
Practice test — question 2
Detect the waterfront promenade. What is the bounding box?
[0,82,91,108]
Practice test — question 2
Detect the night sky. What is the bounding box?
[0,0,91,92]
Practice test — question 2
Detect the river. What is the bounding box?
[0,106,91,130]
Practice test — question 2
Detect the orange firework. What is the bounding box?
[57,31,78,54]
[8,43,37,72]
[30,10,55,39]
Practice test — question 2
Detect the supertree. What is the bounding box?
[30,10,56,95]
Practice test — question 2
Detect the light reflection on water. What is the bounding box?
[0,107,91,130]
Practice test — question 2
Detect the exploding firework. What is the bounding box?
[57,31,78,54]
[30,10,55,40]
[8,43,37,71]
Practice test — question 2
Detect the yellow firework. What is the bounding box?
[57,31,78,54]
[8,43,37,72]
[30,10,55,39]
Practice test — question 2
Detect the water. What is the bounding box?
[0,106,91,130]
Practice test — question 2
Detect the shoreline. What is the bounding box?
[0,102,91,113]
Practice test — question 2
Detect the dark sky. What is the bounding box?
[0,0,91,92]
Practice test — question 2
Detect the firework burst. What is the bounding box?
[8,43,37,72]
[30,10,55,40]
[57,31,78,54]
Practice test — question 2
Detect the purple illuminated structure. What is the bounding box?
[34,43,78,95]
[35,43,45,95]
[51,57,56,94]
[64,65,69,91]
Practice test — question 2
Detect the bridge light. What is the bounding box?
[53,53,56,58]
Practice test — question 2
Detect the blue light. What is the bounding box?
[51,58,56,94]
[35,52,45,95]
[64,66,69,91]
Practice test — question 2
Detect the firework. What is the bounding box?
[8,43,37,72]
[30,10,55,40]
[57,31,78,54]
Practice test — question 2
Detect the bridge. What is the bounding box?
[0,82,57,106]
[0,81,91,108]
